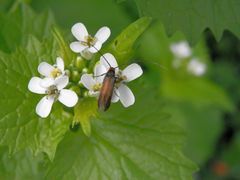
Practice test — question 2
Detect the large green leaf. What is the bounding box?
[47,78,197,179]
[163,102,224,166]
[0,147,47,179]
[0,4,55,53]
[0,36,71,160]
[133,0,240,43]
[161,77,234,111]
[31,0,133,37]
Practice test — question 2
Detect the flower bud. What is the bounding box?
[75,56,86,71]
[82,68,88,74]
[71,69,81,83]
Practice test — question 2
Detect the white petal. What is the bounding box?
[88,41,102,53]
[58,89,78,107]
[40,78,55,88]
[111,89,119,103]
[71,23,88,41]
[122,63,143,82]
[170,41,192,59]
[38,62,55,77]
[80,74,95,90]
[100,53,118,69]
[94,64,107,83]
[94,27,111,43]
[36,96,54,118]
[70,42,87,53]
[55,76,69,90]
[187,59,206,76]
[118,84,135,107]
[56,57,65,72]
[28,77,46,94]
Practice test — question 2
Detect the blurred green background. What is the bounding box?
[0,0,240,179]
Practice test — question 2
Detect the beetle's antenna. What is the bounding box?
[92,45,112,68]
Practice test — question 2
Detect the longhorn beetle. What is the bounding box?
[92,46,118,111]
[92,46,165,111]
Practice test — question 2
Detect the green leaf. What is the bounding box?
[73,98,98,137]
[47,78,197,179]
[106,17,152,65]
[161,77,234,111]
[134,0,240,43]
[0,36,71,160]
[0,0,12,12]
[163,102,224,166]
[0,147,48,179]
[31,0,132,36]
[0,4,55,53]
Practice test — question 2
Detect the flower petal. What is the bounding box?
[80,74,95,90]
[94,27,111,43]
[122,63,143,82]
[111,89,119,103]
[118,84,135,107]
[170,41,192,59]
[71,22,88,41]
[100,53,118,69]
[88,41,102,53]
[55,76,69,90]
[187,58,206,76]
[36,96,54,118]
[58,89,78,107]
[40,77,55,88]
[38,62,54,77]
[94,64,107,83]
[28,77,46,94]
[70,42,86,53]
[56,57,64,72]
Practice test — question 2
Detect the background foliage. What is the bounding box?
[0,0,240,179]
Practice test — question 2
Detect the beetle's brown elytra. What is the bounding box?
[98,67,116,111]
[91,45,118,111]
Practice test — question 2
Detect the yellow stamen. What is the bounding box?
[92,83,102,91]
[81,35,97,47]
[51,68,62,78]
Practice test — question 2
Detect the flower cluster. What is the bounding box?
[28,58,78,118]
[28,22,143,118]
[81,53,143,107]
[170,41,206,76]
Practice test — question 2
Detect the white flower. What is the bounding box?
[99,53,143,107]
[170,41,192,59]
[80,64,106,96]
[70,22,111,56]
[187,58,206,76]
[38,57,65,79]
[28,76,78,118]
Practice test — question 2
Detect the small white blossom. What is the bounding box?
[80,64,106,96]
[70,22,111,57]
[187,58,206,76]
[28,76,78,118]
[38,57,65,79]
[170,41,192,59]
[100,53,143,107]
